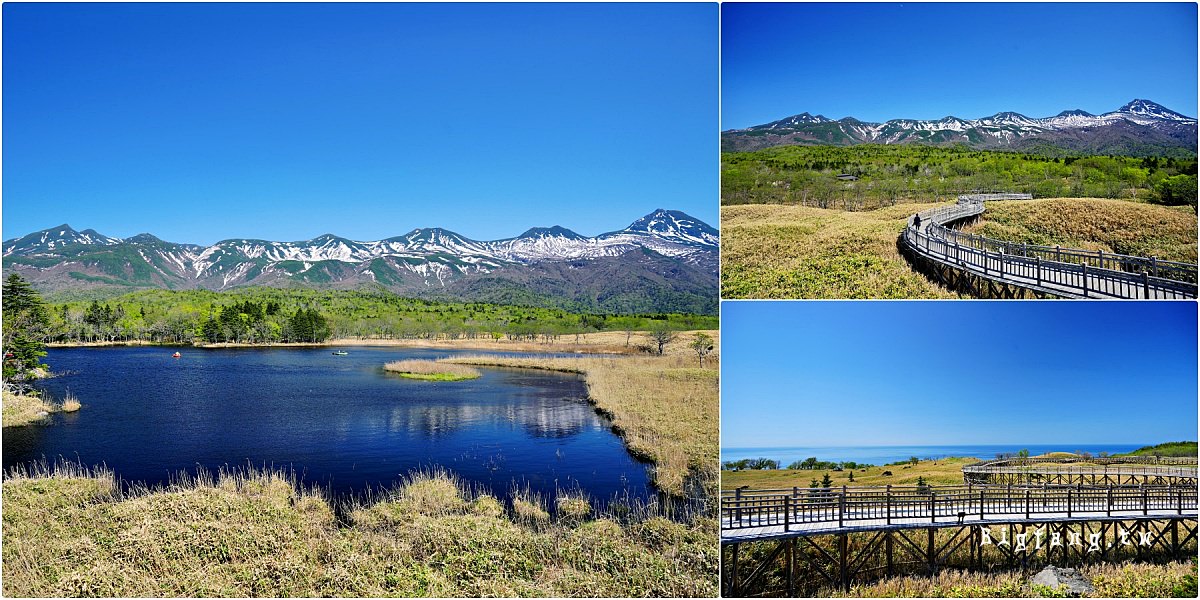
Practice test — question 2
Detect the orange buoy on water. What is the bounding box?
[172,352,182,358]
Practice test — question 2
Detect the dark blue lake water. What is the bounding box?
[721,444,1149,467]
[4,346,652,504]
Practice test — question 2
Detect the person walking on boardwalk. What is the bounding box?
[913,213,922,230]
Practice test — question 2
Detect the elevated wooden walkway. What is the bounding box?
[900,194,1198,299]
[722,484,1196,543]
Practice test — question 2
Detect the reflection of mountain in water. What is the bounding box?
[380,394,593,440]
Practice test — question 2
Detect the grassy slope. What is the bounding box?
[722,197,1197,299]
[722,457,976,490]
[829,562,1197,598]
[446,344,719,498]
[1119,442,1199,458]
[721,202,957,299]
[963,198,1198,263]
[2,389,59,428]
[2,468,716,597]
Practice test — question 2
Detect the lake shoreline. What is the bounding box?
[46,329,720,358]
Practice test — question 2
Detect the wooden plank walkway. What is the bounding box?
[722,481,1199,543]
[724,507,1198,543]
[901,194,1198,299]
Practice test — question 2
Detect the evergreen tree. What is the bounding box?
[821,473,832,488]
[2,274,51,384]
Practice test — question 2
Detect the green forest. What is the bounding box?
[41,287,718,345]
[722,145,1198,211]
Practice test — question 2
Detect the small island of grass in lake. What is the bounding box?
[383,360,482,381]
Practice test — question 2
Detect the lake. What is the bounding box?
[721,444,1150,467]
[4,346,652,505]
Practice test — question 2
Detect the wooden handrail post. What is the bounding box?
[1143,271,1151,299]
[1067,489,1072,518]
[1107,487,1112,517]
[1143,485,1148,516]
[1082,262,1089,298]
[980,489,985,520]
[1036,256,1042,286]
[736,488,742,523]
[838,489,845,528]
[784,495,791,532]
[886,485,892,525]
[1025,489,1030,520]
[930,490,936,523]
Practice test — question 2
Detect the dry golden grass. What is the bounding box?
[331,329,720,360]
[963,198,1198,263]
[721,202,958,299]
[828,560,1197,597]
[722,457,979,490]
[383,359,481,381]
[2,389,58,428]
[59,391,82,412]
[2,465,718,597]
[445,345,719,498]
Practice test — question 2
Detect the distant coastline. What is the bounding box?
[721,444,1149,467]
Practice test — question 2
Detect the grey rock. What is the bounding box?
[1031,565,1095,597]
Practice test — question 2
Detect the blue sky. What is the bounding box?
[722,3,1199,128]
[2,3,717,245]
[721,301,1198,447]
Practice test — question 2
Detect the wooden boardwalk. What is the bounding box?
[722,483,1197,543]
[962,456,1198,486]
[900,194,1198,299]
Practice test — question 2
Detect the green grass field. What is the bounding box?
[1119,442,1199,458]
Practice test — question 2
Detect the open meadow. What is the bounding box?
[722,457,977,489]
[2,465,717,597]
[721,198,1198,299]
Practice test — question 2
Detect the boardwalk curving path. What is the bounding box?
[900,194,1198,299]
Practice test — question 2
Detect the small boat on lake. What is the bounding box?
[172,352,182,358]
[332,351,349,356]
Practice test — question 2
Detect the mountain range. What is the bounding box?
[3,209,719,314]
[722,99,1198,157]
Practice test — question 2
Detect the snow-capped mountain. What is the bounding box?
[2,209,719,314]
[722,99,1197,155]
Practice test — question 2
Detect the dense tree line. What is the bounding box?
[723,145,1198,211]
[42,288,717,345]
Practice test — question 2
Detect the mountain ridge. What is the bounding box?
[722,99,1198,156]
[3,209,719,314]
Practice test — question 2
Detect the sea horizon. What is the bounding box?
[721,444,1154,467]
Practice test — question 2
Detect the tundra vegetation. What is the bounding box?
[2,464,717,597]
[34,288,715,346]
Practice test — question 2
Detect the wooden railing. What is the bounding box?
[721,483,1198,532]
[901,195,1199,299]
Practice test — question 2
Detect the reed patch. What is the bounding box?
[383,360,481,381]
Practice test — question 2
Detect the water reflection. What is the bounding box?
[3,346,652,503]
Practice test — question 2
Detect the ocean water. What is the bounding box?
[721,444,1150,467]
